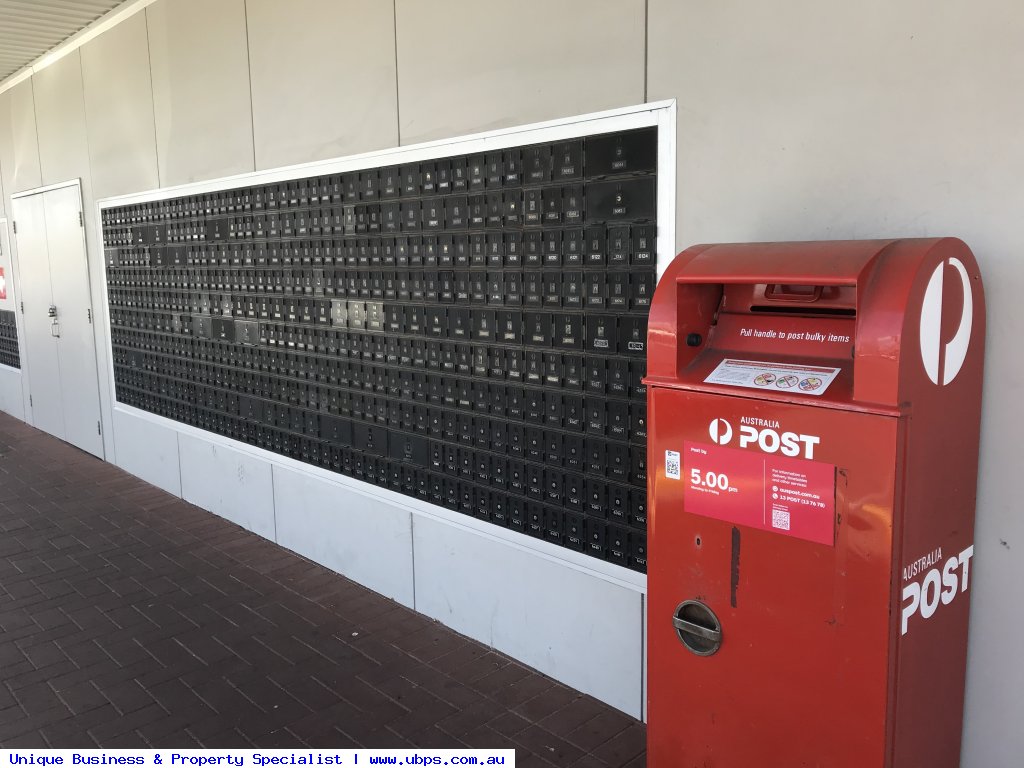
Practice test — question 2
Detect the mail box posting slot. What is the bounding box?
[646,239,985,768]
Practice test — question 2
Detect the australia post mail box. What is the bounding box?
[646,239,985,768]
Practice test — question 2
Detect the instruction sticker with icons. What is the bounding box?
[703,358,841,397]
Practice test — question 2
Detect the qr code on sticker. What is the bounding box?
[772,509,791,531]
[665,450,681,480]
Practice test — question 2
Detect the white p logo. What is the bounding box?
[709,418,733,445]
[920,257,973,386]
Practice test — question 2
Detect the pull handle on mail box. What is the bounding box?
[647,237,983,405]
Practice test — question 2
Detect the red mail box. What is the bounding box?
[646,239,985,767]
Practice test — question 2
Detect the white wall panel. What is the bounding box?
[0,136,6,216]
[641,594,648,723]
[648,1,1024,764]
[394,0,646,144]
[0,214,22,417]
[33,51,91,187]
[178,434,275,540]
[0,80,41,194]
[246,0,399,170]
[0,368,22,419]
[413,516,644,717]
[112,409,181,496]
[0,217,27,417]
[146,0,254,185]
[81,10,160,199]
[273,466,415,608]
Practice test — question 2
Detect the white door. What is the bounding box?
[42,185,104,457]
[11,182,104,458]
[11,192,65,441]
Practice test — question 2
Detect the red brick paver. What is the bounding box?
[0,414,646,765]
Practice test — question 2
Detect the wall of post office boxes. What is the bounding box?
[0,310,20,369]
[100,128,656,572]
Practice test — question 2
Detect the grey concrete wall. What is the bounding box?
[247,0,399,169]
[648,2,1024,765]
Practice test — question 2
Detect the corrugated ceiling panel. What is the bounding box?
[0,0,127,81]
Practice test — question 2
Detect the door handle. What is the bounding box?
[48,305,60,338]
[672,600,723,656]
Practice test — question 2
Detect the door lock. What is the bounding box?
[47,305,57,318]
[48,305,60,338]
[672,600,722,656]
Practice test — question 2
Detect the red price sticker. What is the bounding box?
[0,267,6,300]
[683,441,836,546]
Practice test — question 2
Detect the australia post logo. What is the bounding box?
[709,417,820,460]
[920,256,973,386]
[901,544,975,635]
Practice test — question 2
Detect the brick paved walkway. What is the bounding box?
[0,414,645,765]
